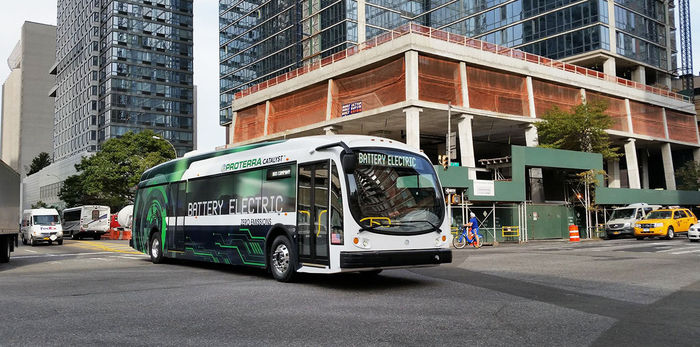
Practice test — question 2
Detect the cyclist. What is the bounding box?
[465,212,480,246]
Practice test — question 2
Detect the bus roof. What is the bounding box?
[138,135,420,188]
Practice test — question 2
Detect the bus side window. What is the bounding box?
[330,163,343,245]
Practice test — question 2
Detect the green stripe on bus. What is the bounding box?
[214,243,265,267]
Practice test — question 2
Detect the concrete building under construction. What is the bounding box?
[220,24,699,241]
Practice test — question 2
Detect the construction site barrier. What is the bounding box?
[569,225,580,242]
[103,229,132,240]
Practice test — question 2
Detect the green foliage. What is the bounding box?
[58,130,175,210]
[31,200,49,209]
[27,152,52,175]
[676,161,700,191]
[535,101,620,160]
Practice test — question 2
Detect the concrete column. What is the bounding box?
[323,125,341,136]
[526,76,536,118]
[459,62,469,108]
[525,124,538,147]
[403,107,422,149]
[603,57,616,77]
[625,99,634,134]
[640,152,650,189]
[660,75,672,90]
[607,159,620,188]
[325,79,335,121]
[661,108,669,139]
[357,0,366,44]
[624,139,641,189]
[263,101,270,136]
[607,0,617,54]
[580,88,587,104]
[661,143,676,190]
[457,114,476,180]
[228,112,237,145]
[405,51,419,102]
[694,148,700,163]
[631,65,646,85]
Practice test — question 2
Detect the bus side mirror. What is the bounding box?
[342,153,357,173]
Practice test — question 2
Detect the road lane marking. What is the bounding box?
[671,248,700,254]
[12,252,112,259]
[590,242,667,251]
[23,249,38,253]
[71,241,142,255]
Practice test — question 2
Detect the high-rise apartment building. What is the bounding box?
[1,22,57,177]
[52,0,195,159]
[219,0,676,125]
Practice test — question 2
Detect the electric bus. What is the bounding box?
[131,135,452,282]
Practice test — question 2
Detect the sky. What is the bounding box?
[0,1,699,153]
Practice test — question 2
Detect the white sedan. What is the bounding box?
[689,223,700,242]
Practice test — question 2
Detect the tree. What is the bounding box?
[535,101,620,160]
[58,130,175,210]
[31,200,49,209]
[27,152,52,175]
[676,161,700,191]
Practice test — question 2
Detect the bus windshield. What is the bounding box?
[346,149,444,234]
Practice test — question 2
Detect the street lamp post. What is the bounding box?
[152,136,177,158]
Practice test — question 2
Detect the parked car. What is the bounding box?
[605,203,660,238]
[688,223,700,242]
[21,209,63,246]
[634,208,697,240]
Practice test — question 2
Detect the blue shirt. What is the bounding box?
[469,217,479,231]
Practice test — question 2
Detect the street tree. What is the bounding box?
[58,130,175,210]
[27,152,52,175]
[676,160,700,191]
[31,200,49,209]
[535,101,619,160]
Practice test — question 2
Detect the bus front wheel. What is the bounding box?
[150,231,164,264]
[270,235,296,282]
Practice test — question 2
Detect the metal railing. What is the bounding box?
[234,23,691,104]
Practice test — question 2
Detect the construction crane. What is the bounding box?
[678,0,694,96]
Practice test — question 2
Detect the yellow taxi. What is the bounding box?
[634,208,697,240]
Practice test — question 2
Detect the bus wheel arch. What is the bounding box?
[265,225,297,271]
[149,227,165,264]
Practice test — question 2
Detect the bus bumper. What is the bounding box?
[339,248,452,269]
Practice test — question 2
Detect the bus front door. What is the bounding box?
[167,182,186,252]
[297,162,330,266]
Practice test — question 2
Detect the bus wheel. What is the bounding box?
[150,231,164,264]
[270,236,296,282]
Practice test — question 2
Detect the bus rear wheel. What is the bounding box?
[270,235,296,282]
[150,231,164,264]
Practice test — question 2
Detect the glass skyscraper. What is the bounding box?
[219,0,676,125]
[53,0,195,159]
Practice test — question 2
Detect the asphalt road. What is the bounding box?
[1,237,699,346]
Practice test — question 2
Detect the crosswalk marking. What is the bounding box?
[670,249,700,255]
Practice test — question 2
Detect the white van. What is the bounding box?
[605,203,661,238]
[21,209,63,246]
[62,206,111,240]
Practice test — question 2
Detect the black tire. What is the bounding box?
[73,233,80,240]
[269,235,296,282]
[57,239,63,245]
[0,237,10,263]
[666,227,674,240]
[690,239,699,243]
[21,235,27,245]
[48,240,53,246]
[150,231,164,264]
[636,237,645,240]
[30,237,37,246]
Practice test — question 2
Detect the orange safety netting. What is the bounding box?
[418,55,461,106]
[466,65,529,116]
[665,109,698,143]
[268,83,328,134]
[629,101,665,138]
[330,57,406,118]
[586,92,628,132]
[531,79,581,117]
[234,104,266,142]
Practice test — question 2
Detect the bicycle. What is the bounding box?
[452,225,482,249]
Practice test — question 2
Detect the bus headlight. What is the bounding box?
[352,236,370,249]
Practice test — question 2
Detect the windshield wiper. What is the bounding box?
[389,220,440,231]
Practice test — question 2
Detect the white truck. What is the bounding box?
[605,203,661,239]
[0,160,20,263]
